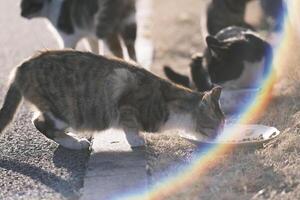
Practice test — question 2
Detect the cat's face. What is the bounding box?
[20,0,49,19]
[193,87,225,139]
[204,32,271,84]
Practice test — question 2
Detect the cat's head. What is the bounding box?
[204,27,272,84]
[192,86,225,139]
[166,85,225,139]
[20,0,50,19]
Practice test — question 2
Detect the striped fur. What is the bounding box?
[0,50,225,149]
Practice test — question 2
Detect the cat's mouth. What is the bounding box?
[178,128,219,142]
[200,127,222,141]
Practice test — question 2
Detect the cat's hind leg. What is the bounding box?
[86,37,99,54]
[59,32,80,49]
[121,22,137,61]
[32,112,90,150]
[103,33,123,59]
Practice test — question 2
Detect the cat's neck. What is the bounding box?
[160,111,195,133]
[160,81,202,132]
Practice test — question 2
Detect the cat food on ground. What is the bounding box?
[179,123,280,144]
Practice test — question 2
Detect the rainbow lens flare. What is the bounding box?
[119,1,298,199]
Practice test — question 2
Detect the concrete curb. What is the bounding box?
[80,129,148,200]
[81,1,152,199]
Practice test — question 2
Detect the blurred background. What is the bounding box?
[0,0,300,199]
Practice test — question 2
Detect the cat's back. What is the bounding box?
[14,50,158,93]
[11,50,164,130]
[16,50,129,79]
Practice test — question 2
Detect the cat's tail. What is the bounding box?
[0,82,22,134]
[163,66,191,88]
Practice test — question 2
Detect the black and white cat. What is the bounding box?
[20,0,137,60]
[201,0,285,45]
[164,26,272,92]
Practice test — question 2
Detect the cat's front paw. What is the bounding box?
[77,138,91,150]
[55,136,91,150]
[124,131,145,147]
[129,137,145,148]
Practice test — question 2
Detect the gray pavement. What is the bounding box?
[81,130,147,200]
[0,1,90,199]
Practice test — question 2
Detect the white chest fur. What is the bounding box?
[160,112,195,133]
[43,0,93,48]
[222,58,265,89]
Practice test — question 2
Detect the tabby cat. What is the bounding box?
[164,26,272,92]
[0,50,225,150]
[20,0,137,60]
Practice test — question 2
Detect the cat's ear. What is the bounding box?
[206,36,228,56]
[245,33,272,49]
[202,86,222,102]
[210,86,222,101]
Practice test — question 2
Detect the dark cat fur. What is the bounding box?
[202,0,285,42]
[0,50,225,149]
[164,26,272,92]
[206,0,253,36]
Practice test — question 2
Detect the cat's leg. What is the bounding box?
[32,112,90,150]
[59,32,80,49]
[121,22,137,61]
[86,37,99,54]
[63,37,79,49]
[190,54,214,92]
[119,106,145,147]
[103,33,123,59]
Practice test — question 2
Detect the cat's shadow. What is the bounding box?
[52,145,90,169]
[0,157,79,198]
[0,146,90,198]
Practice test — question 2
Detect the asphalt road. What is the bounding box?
[0,2,90,200]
